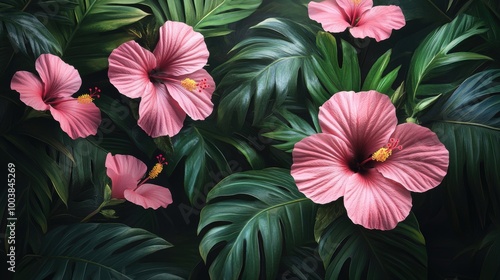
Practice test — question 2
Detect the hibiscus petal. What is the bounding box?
[124,183,173,210]
[10,71,49,111]
[49,99,101,139]
[350,5,405,42]
[376,123,449,193]
[36,54,81,100]
[319,91,397,158]
[308,0,351,33]
[108,40,157,99]
[344,170,412,230]
[291,133,354,204]
[105,153,147,199]
[154,21,209,76]
[137,84,186,137]
[165,69,215,120]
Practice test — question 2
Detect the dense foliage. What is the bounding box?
[1,0,499,279]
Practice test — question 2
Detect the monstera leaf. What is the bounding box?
[259,108,316,153]
[46,0,149,74]
[145,0,262,37]
[216,18,321,129]
[16,223,181,280]
[166,125,263,204]
[318,213,427,280]
[428,69,500,231]
[198,168,317,279]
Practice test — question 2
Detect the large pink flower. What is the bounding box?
[10,54,101,139]
[108,21,215,137]
[308,0,405,42]
[291,91,449,230]
[105,153,173,210]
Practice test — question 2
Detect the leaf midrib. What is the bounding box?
[192,0,226,30]
[62,0,98,54]
[437,120,500,131]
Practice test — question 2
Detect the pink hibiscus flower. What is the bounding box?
[10,54,101,139]
[108,21,215,137]
[308,0,406,42]
[105,153,173,210]
[291,91,449,230]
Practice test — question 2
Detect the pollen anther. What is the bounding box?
[181,78,197,91]
[371,138,403,162]
[77,87,101,104]
[372,147,392,162]
[148,163,163,179]
[147,154,167,179]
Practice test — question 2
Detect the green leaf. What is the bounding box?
[0,11,62,57]
[382,0,452,22]
[413,94,442,114]
[96,95,156,158]
[406,14,490,114]
[0,0,30,11]
[57,138,109,218]
[259,109,316,152]
[198,168,317,279]
[279,245,325,280]
[478,228,500,280]
[361,49,401,95]
[309,32,361,106]
[166,126,234,204]
[428,69,500,231]
[216,18,318,129]
[16,223,180,279]
[313,201,346,243]
[47,0,149,74]
[4,134,68,206]
[145,0,263,37]
[319,213,427,280]
[195,124,265,169]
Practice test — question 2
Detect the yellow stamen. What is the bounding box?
[77,94,94,104]
[181,78,197,92]
[148,163,163,179]
[372,147,392,162]
[353,0,361,4]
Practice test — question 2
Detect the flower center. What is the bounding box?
[180,77,210,93]
[77,87,101,104]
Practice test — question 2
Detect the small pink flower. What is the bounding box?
[308,0,406,42]
[108,21,215,137]
[291,91,449,230]
[105,153,173,210]
[10,54,101,139]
